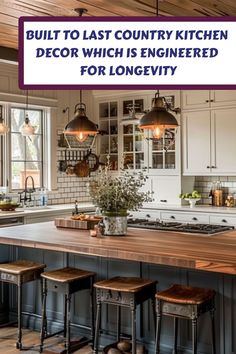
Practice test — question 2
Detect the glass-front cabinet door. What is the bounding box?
[122,97,145,170]
[151,129,176,170]
[98,101,118,171]
[96,91,180,175]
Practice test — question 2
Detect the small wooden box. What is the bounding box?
[54,217,100,230]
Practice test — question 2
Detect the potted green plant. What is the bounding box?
[89,165,152,235]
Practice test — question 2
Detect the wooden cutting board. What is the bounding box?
[54,217,100,230]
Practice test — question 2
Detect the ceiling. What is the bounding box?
[1,0,236,50]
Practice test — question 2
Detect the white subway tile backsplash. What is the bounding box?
[195,176,236,205]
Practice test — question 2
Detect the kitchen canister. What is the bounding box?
[213,189,223,207]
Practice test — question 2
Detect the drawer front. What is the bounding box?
[130,210,161,220]
[209,215,236,226]
[160,212,209,223]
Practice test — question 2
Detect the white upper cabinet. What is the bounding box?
[183,107,236,175]
[182,91,210,110]
[182,90,236,110]
[182,110,211,175]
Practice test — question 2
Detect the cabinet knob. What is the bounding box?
[205,100,209,103]
[146,214,151,218]
[210,99,214,102]
[211,166,217,169]
[192,217,198,221]
[207,166,210,169]
[170,216,175,219]
[222,219,227,223]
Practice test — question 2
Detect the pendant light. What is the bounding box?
[139,90,179,139]
[0,106,9,135]
[139,0,179,139]
[20,91,35,136]
[63,90,98,143]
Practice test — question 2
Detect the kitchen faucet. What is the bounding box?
[19,176,36,205]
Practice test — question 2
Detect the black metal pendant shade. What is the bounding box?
[139,96,179,130]
[64,103,97,135]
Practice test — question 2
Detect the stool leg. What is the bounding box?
[93,300,101,354]
[16,283,22,350]
[131,304,136,354]
[65,294,71,354]
[40,278,47,353]
[173,317,178,354]
[155,299,162,354]
[90,277,95,348]
[64,294,67,339]
[210,309,216,354]
[151,297,156,334]
[192,318,197,354]
[117,305,121,342]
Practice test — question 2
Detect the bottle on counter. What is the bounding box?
[209,181,216,206]
[39,188,48,206]
[213,181,223,207]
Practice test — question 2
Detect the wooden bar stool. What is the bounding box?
[155,284,216,354]
[93,277,157,354]
[40,267,95,354]
[0,260,46,350]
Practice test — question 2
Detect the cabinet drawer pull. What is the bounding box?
[210,99,214,102]
[211,166,217,168]
[170,216,175,219]
[146,214,151,218]
[160,200,167,203]
[222,219,227,223]
[192,217,198,221]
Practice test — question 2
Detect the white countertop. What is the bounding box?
[1,201,236,219]
[0,202,94,218]
[142,203,236,214]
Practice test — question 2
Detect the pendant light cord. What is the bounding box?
[156,0,159,16]
[80,90,82,103]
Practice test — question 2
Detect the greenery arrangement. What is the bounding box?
[179,190,201,199]
[89,165,153,215]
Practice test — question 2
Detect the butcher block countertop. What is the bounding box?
[0,222,236,275]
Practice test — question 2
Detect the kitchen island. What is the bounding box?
[0,222,235,354]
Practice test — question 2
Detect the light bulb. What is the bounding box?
[0,122,9,135]
[152,126,165,139]
[20,122,35,136]
[76,132,88,143]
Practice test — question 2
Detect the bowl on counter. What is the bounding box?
[0,203,20,211]
[184,198,201,208]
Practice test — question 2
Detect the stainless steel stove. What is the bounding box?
[127,218,234,235]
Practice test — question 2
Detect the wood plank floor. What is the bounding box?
[0,327,92,354]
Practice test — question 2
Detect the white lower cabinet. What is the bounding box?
[140,208,236,227]
[160,211,209,223]
[209,214,236,226]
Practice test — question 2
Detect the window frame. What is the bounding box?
[0,102,51,192]
[9,106,44,191]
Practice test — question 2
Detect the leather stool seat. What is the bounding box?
[155,284,216,354]
[94,276,156,292]
[0,260,46,350]
[94,276,157,354]
[156,284,216,305]
[40,267,95,354]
